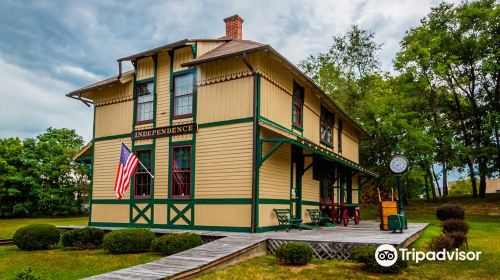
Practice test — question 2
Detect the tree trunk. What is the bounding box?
[424,175,430,201]
[467,159,478,198]
[442,161,448,196]
[479,160,487,198]
[428,168,437,201]
[431,165,442,197]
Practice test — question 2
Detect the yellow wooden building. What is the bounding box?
[68,15,376,233]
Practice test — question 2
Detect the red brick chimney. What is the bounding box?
[224,14,244,40]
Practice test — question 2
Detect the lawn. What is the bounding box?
[199,194,500,280]
[0,216,89,239]
[0,216,162,279]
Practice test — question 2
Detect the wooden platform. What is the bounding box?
[64,220,428,280]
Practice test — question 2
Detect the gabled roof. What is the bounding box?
[182,39,266,66]
[66,70,134,97]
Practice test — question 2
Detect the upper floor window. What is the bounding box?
[171,145,192,198]
[136,82,154,123]
[320,106,334,146]
[173,73,194,119]
[338,119,343,153]
[134,149,152,199]
[292,81,304,127]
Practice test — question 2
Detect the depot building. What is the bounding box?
[69,15,376,233]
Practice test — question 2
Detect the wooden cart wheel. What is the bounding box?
[343,209,349,226]
[354,208,360,225]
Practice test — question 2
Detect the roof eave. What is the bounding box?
[116,39,190,62]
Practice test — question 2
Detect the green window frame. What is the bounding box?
[320,106,334,147]
[135,81,154,124]
[292,81,304,128]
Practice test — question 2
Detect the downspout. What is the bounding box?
[243,52,258,233]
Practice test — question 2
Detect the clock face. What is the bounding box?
[389,155,408,174]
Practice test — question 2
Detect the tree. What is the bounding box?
[0,128,90,217]
[395,0,499,198]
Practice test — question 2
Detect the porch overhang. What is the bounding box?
[259,137,378,178]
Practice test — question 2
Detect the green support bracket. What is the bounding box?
[259,141,283,167]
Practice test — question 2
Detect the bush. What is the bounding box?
[428,235,454,251]
[442,219,469,234]
[151,233,204,255]
[13,224,60,251]
[436,204,465,221]
[61,227,105,249]
[446,232,467,248]
[13,267,41,280]
[351,245,407,273]
[275,243,313,265]
[103,229,156,254]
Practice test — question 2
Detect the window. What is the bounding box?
[136,82,154,123]
[338,119,343,153]
[173,73,194,118]
[292,81,304,127]
[320,106,334,146]
[134,150,152,198]
[171,145,192,198]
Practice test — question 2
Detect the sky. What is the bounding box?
[0,0,464,183]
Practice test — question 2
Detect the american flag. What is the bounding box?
[114,143,139,199]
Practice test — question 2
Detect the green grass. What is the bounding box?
[0,216,89,239]
[0,246,160,280]
[0,216,161,279]
[200,194,500,280]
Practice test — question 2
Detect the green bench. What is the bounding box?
[306,209,331,226]
[273,208,302,231]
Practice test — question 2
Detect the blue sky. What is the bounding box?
[0,0,462,182]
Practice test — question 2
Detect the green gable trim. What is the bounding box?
[135,77,155,84]
[198,117,253,129]
[260,116,302,139]
[92,198,252,205]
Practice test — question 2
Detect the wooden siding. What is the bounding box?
[136,57,155,81]
[195,122,253,198]
[154,204,168,224]
[173,47,194,72]
[91,204,129,223]
[259,129,291,200]
[195,204,251,227]
[197,76,253,124]
[260,78,292,130]
[93,138,132,199]
[341,122,360,163]
[302,156,320,202]
[197,56,253,87]
[303,88,321,144]
[196,41,225,57]
[156,52,171,127]
[154,137,169,198]
[259,203,289,227]
[95,100,133,138]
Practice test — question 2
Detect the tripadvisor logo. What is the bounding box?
[375,244,482,266]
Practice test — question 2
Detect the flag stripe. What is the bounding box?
[114,143,141,200]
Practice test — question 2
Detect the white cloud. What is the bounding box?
[55,65,103,81]
[0,58,92,141]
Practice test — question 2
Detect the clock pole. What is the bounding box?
[396,174,403,215]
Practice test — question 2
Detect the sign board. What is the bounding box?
[132,123,197,140]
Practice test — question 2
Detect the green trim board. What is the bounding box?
[89,222,251,233]
[94,133,131,142]
[198,117,253,128]
[91,198,252,204]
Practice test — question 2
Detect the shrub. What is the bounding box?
[103,229,156,254]
[275,243,313,265]
[350,245,407,273]
[442,219,469,234]
[13,267,41,280]
[151,233,204,255]
[61,227,105,249]
[446,232,467,248]
[428,235,454,251]
[436,204,465,221]
[13,224,60,251]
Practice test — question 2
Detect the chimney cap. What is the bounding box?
[223,14,244,23]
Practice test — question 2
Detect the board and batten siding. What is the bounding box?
[173,47,194,72]
[93,82,133,138]
[156,52,171,127]
[260,77,292,130]
[92,138,132,199]
[195,122,253,198]
[196,41,225,57]
[136,57,155,81]
[197,76,253,124]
